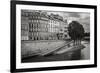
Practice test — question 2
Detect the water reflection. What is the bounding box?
[81,40,90,60]
[22,40,90,63]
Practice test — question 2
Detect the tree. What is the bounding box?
[68,21,84,45]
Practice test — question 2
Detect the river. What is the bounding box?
[22,40,90,63]
[81,40,90,60]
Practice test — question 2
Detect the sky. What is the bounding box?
[47,11,90,32]
[22,10,90,32]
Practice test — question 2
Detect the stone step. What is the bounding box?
[54,45,85,54]
[39,41,73,56]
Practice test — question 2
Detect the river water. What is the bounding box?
[22,40,90,62]
[81,40,90,60]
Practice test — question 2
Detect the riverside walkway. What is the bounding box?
[21,40,67,58]
[22,40,85,59]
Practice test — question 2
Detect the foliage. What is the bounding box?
[68,21,84,40]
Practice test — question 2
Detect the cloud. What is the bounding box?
[63,12,90,32]
[46,11,90,32]
[64,12,81,18]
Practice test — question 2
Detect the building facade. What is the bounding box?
[21,10,29,40]
[28,11,49,40]
[21,10,68,40]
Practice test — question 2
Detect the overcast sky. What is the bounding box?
[23,10,90,32]
[47,11,90,32]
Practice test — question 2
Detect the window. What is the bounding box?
[64,30,67,32]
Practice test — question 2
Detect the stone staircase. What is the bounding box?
[38,41,74,56]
